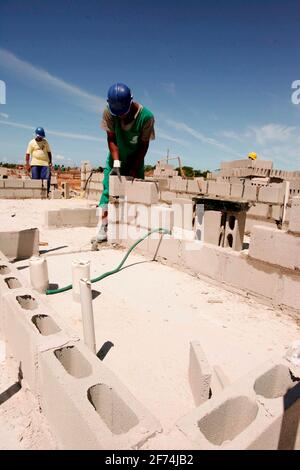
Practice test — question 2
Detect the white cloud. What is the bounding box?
[156,128,190,147]
[161,82,176,95]
[218,130,245,143]
[166,119,240,157]
[0,119,105,142]
[55,154,65,161]
[0,48,106,114]
[248,124,297,145]
[0,112,9,119]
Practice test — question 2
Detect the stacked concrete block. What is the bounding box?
[51,189,62,199]
[176,357,300,449]
[109,176,132,197]
[207,181,231,198]
[125,180,159,205]
[160,191,176,203]
[189,341,212,406]
[289,197,300,234]
[186,178,203,194]
[61,182,70,199]
[248,203,271,218]
[45,208,98,228]
[0,168,8,176]
[224,211,246,251]
[150,205,174,233]
[249,225,300,271]
[4,179,24,188]
[170,177,188,192]
[172,198,194,231]
[0,228,39,261]
[230,183,244,199]
[147,234,181,265]
[257,183,287,204]
[202,211,224,246]
[39,340,161,449]
[243,184,257,201]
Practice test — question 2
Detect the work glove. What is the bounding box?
[110,159,121,176]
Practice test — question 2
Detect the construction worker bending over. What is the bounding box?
[25,127,52,195]
[96,83,155,242]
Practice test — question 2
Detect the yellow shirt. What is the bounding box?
[26,138,51,166]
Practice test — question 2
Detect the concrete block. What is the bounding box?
[2,287,76,391]
[258,184,286,204]
[224,211,246,251]
[289,197,300,233]
[182,241,225,282]
[39,341,161,449]
[51,189,62,199]
[170,177,188,192]
[150,206,174,232]
[231,184,244,199]
[24,180,43,189]
[128,204,151,229]
[223,250,280,301]
[147,235,181,265]
[207,182,231,197]
[0,228,39,260]
[4,179,24,188]
[0,180,4,188]
[249,225,300,271]
[61,182,70,199]
[243,185,257,201]
[160,191,176,202]
[122,226,150,255]
[199,181,208,194]
[125,180,159,205]
[109,176,132,197]
[45,208,97,228]
[50,176,58,185]
[177,357,300,449]
[187,179,201,194]
[189,341,212,406]
[248,203,270,218]
[281,274,300,312]
[203,211,223,246]
[172,198,194,230]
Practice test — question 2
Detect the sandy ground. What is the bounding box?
[0,346,57,450]
[1,198,300,449]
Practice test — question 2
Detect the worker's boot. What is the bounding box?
[96,223,108,242]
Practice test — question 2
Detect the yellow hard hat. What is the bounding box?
[248,152,257,160]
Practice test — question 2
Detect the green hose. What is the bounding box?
[45,228,170,295]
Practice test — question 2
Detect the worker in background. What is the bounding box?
[248,152,257,161]
[96,83,155,242]
[25,127,52,195]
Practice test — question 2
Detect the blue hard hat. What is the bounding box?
[35,127,45,137]
[107,83,133,116]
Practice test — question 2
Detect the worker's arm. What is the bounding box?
[107,131,120,161]
[129,140,149,178]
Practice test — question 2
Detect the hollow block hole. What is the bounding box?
[16,294,38,310]
[198,396,258,446]
[54,345,92,378]
[0,265,11,275]
[88,383,139,435]
[254,365,300,399]
[5,277,22,289]
[32,314,61,336]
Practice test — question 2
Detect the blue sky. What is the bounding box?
[0,0,299,170]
